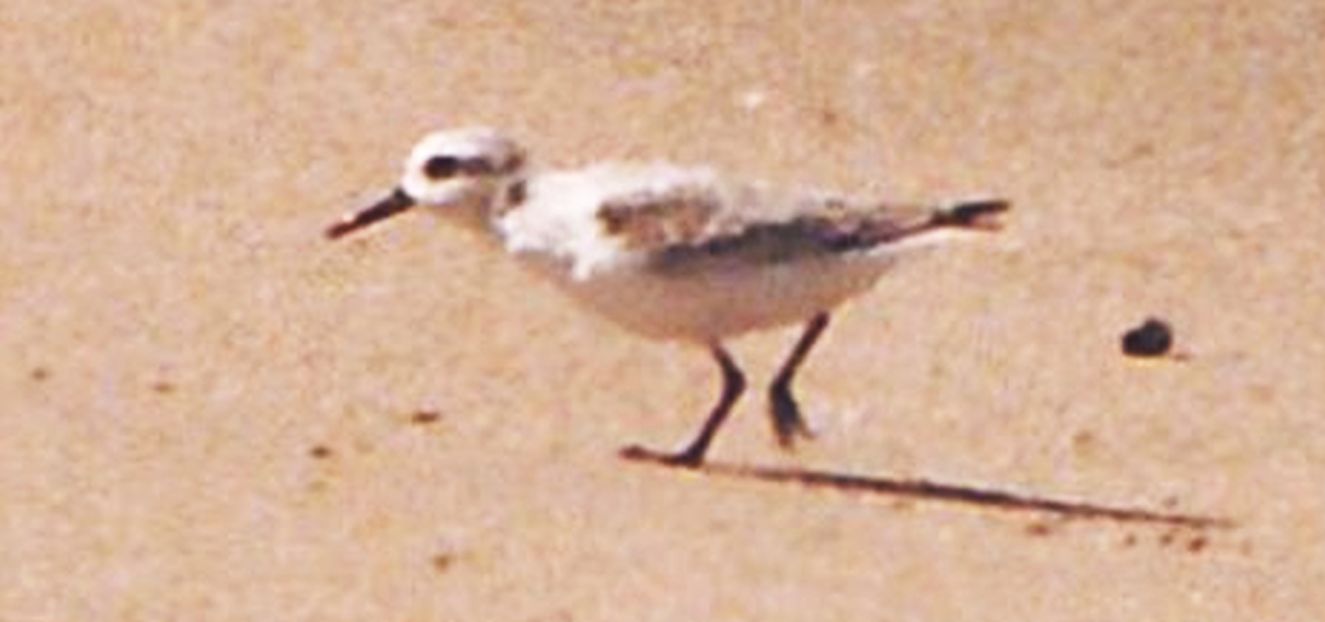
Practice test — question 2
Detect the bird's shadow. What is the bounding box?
[622,452,1234,530]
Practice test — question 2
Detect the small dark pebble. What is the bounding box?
[30,367,50,381]
[309,445,333,459]
[151,381,175,394]
[1122,318,1173,357]
[1025,522,1053,537]
[431,553,455,573]
[411,410,442,425]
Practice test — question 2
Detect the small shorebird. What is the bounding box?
[327,127,1008,467]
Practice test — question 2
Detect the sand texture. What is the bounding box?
[3,2,1323,620]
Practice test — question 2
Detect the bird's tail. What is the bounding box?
[843,197,1010,257]
[928,198,1011,231]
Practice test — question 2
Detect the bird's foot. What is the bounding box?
[619,444,706,469]
[770,385,816,449]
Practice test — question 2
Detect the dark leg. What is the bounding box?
[621,344,746,468]
[769,312,831,448]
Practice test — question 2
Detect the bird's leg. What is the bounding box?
[621,344,746,468]
[769,312,831,448]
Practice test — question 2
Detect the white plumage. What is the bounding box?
[328,127,1009,466]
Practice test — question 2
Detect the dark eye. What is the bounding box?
[423,156,461,180]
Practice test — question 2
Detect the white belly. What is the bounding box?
[525,253,893,343]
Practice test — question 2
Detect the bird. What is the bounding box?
[327,127,1009,467]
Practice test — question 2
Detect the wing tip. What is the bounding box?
[933,199,1011,230]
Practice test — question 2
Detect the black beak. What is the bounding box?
[326,188,416,239]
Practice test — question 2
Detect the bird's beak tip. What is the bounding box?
[325,188,416,241]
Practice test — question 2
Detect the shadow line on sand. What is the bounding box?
[624,455,1234,530]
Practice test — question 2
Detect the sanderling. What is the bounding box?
[327,127,1008,467]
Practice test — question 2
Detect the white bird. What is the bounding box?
[327,127,1009,467]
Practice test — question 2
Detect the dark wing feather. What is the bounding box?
[649,199,1008,273]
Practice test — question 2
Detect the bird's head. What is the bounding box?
[327,127,527,239]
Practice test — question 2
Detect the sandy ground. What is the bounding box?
[3,1,1324,620]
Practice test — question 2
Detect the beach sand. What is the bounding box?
[3,2,1323,619]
